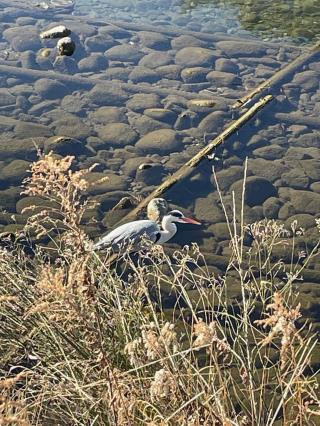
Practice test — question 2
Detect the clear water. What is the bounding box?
[0,0,319,272]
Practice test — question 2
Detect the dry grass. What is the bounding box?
[0,152,319,425]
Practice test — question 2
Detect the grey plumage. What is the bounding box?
[93,219,160,252]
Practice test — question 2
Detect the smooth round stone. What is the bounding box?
[135,129,182,154]
[96,123,138,148]
[0,88,16,107]
[105,67,132,81]
[262,197,283,219]
[51,115,92,140]
[129,66,160,83]
[126,93,160,112]
[14,121,52,138]
[98,25,132,39]
[175,47,216,68]
[181,67,208,83]
[20,50,39,69]
[58,20,97,38]
[156,64,182,80]
[0,187,21,212]
[44,136,86,156]
[194,196,225,224]
[87,83,128,106]
[0,137,44,160]
[0,159,29,185]
[78,54,109,72]
[137,31,170,50]
[53,56,79,74]
[121,156,153,177]
[171,35,206,50]
[84,34,116,52]
[144,108,177,125]
[139,51,173,69]
[284,214,316,231]
[231,176,277,207]
[215,58,239,74]
[136,163,164,185]
[278,202,296,220]
[253,145,286,160]
[293,70,319,91]
[247,158,289,183]
[7,31,41,52]
[128,114,170,135]
[89,106,127,124]
[281,168,310,190]
[105,44,143,63]
[310,182,320,193]
[61,93,89,114]
[212,166,244,191]
[85,172,129,195]
[216,40,267,57]
[290,189,320,215]
[206,70,241,86]
[198,111,228,133]
[16,195,55,214]
[34,78,69,99]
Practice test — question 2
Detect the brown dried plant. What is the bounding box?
[255,292,303,369]
[21,151,106,252]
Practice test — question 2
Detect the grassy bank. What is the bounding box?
[1,153,320,425]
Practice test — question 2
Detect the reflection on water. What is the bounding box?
[182,0,320,42]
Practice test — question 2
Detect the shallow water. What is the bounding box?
[0,0,320,336]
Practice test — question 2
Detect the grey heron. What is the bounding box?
[93,210,201,252]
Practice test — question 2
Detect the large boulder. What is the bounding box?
[97,123,138,148]
[230,176,277,207]
[175,47,216,67]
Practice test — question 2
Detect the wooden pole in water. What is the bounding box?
[232,41,320,109]
[115,94,274,227]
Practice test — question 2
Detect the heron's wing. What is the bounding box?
[93,220,160,251]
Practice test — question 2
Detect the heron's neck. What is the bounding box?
[158,216,177,244]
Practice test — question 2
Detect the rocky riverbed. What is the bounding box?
[0,0,320,332]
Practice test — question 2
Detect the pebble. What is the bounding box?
[139,51,173,68]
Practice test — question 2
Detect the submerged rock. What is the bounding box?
[136,129,181,154]
[96,123,138,148]
[44,136,86,156]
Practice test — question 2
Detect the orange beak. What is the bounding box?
[181,217,201,225]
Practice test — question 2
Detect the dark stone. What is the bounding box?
[34,78,69,100]
[78,54,109,72]
[230,176,277,207]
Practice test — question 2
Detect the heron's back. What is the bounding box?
[93,219,160,251]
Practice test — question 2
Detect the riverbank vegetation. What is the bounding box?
[1,153,320,425]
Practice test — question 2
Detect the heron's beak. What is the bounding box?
[182,217,201,225]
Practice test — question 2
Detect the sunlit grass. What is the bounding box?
[0,152,319,425]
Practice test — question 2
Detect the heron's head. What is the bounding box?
[167,210,201,225]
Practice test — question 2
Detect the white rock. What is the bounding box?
[40,25,71,39]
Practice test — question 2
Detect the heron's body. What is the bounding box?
[93,209,200,252]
